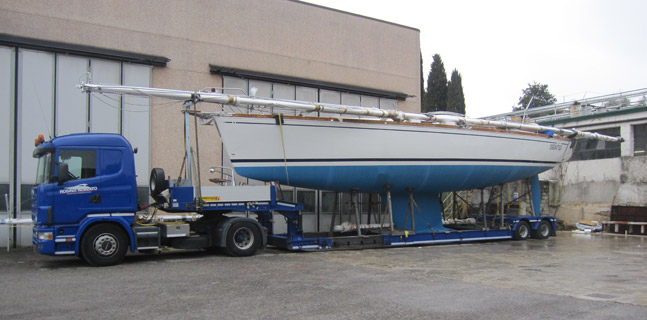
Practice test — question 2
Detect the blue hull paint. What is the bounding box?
[236,164,552,194]
[237,163,552,233]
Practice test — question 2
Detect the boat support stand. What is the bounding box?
[350,189,362,237]
[402,187,417,234]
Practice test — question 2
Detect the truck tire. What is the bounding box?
[513,221,530,240]
[531,220,552,239]
[224,221,262,257]
[149,168,167,195]
[81,224,129,266]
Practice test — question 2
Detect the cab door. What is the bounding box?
[52,148,102,224]
[100,147,137,213]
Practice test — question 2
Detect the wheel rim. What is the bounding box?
[519,225,529,238]
[540,223,550,237]
[232,227,254,250]
[93,233,118,257]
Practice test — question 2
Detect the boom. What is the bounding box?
[79,83,623,142]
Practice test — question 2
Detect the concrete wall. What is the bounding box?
[616,156,647,206]
[541,156,647,225]
[541,159,618,224]
[0,0,421,185]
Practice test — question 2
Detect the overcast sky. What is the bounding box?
[304,0,647,117]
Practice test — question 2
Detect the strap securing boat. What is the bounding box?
[275,113,290,186]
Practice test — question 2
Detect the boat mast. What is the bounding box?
[79,83,623,142]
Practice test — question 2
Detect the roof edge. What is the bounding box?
[290,0,420,32]
[210,64,410,100]
[0,34,169,67]
[538,106,647,126]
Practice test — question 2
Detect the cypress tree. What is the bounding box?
[425,54,448,112]
[447,69,466,115]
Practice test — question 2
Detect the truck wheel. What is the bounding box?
[150,168,167,195]
[531,220,552,239]
[513,221,530,240]
[81,224,128,266]
[224,221,262,257]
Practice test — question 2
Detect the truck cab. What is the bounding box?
[32,133,139,264]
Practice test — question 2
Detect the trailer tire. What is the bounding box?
[150,168,167,195]
[81,224,128,267]
[224,221,262,257]
[531,220,552,239]
[513,221,530,240]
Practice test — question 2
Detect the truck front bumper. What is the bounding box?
[33,226,76,256]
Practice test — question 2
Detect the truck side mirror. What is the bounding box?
[58,162,70,185]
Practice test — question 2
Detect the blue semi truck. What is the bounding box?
[31,133,303,266]
[31,131,556,267]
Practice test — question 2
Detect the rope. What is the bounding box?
[277,114,290,186]
[406,191,438,232]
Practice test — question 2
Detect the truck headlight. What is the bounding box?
[37,232,53,241]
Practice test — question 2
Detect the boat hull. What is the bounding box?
[215,115,572,194]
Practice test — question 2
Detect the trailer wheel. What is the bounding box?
[513,221,530,240]
[150,168,167,195]
[81,224,128,266]
[224,221,262,257]
[531,220,552,239]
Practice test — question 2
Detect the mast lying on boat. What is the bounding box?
[79,83,623,142]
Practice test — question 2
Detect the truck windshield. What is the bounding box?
[35,152,53,185]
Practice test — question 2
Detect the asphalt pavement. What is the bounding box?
[1,231,646,319]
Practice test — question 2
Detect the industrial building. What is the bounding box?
[0,0,421,247]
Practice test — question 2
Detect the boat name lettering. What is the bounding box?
[549,144,562,151]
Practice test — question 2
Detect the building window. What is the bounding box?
[570,127,621,161]
[221,76,397,117]
[634,124,647,156]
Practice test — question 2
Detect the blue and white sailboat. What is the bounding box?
[79,83,622,233]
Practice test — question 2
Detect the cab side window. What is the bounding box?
[102,149,123,175]
[58,149,97,180]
